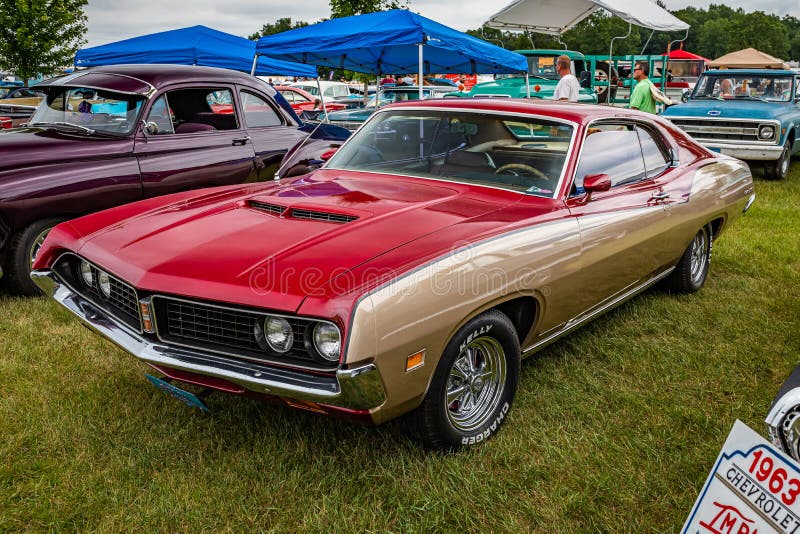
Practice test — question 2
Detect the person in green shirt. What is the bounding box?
[629,62,657,114]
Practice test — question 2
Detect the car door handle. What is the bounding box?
[649,191,670,202]
[232,136,250,146]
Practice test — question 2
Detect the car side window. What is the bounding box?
[636,126,669,178]
[573,123,646,193]
[158,87,239,134]
[144,94,174,135]
[240,91,282,128]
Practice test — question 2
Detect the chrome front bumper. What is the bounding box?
[701,142,784,161]
[31,269,386,412]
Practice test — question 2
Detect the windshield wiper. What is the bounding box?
[29,121,96,134]
[694,95,723,100]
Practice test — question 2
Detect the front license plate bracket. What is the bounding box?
[145,374,212,413]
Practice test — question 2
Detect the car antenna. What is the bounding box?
[273,119,326,181]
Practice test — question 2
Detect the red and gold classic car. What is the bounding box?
[32,99,755,449]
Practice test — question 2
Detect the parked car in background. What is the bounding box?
[766,365,800,462]
[453,50,599,103]
[0,87,46,126]
[325,85,454,130]
[290,80,356,106]
[0,64,350,296]
[275,85,347,113]
[33,99,754,449]
[662,69,800,179]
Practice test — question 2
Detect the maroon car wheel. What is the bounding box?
[4,218,63,296]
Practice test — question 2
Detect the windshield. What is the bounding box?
[496,55,560,80]
[29,86,146,134]
[326,109,574,197]
[692,74,794,102]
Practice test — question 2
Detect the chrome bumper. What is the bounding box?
[701,142,784,161]
[31,269,386,412]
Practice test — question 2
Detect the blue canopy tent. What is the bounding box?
[254,9,528,100]
[75,25,317,78]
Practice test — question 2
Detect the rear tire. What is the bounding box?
[4,218,62,296]
[764,138,791,180]
[664,225,712,293]
[410,310,520,450]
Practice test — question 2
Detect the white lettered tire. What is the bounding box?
[411,309,521,450]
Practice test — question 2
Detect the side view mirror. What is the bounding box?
[580,173,611,203]
[584,173,611,193]
[681,89,689,103]
[143,121,159,135]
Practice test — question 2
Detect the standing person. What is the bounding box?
[553,55,580,102]
[629,62,657,113]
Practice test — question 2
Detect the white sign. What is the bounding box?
[683,420,800,534]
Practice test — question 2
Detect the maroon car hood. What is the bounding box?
[78,170,522,312]
[0,127,133,172]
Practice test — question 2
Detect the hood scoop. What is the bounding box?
[247,200,358,224]
[289,208,358,224]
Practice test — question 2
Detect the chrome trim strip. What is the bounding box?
[30,269,385,411]
[324,105,580,200]
[150,294,340,373]
[521,267,675,356]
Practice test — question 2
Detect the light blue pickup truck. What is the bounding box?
[662,69,800,179]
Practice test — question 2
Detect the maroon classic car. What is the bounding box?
[33,100,755,449]
[0,64,350,295]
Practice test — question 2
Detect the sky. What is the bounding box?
[84,0,800,48]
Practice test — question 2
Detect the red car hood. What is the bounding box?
[77,170,520,312]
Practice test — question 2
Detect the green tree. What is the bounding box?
[0,0,87,84]
[248,17,309,41]
[329,0,408,18]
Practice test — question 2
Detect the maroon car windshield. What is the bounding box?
[326,109,575,197]
[28,87,146,135]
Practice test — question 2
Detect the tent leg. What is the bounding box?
[418,43,424,101]
[250,55,258,76]
[317,78,329,123]
[609,22,631,106]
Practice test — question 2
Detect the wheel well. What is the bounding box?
[709,217,725,238]
[493,297,538,345]
[788,128,795,148]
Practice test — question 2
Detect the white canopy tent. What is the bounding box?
[485,0,689,34]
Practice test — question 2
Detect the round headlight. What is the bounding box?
[313,323,341,362]
[759,125,775,139]
[80,260,93,286]
[264,316,293,353]
[98,271,111,297]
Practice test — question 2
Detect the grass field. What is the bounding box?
[1,165,798,532]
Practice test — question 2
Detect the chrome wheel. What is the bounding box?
[445,336,507,432]
[689,229,708,285]
[29,226,52,267]
[780,147,791,176]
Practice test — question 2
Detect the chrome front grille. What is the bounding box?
[52,254,141,331]
[668,118,777,144]
[153,296,328,367]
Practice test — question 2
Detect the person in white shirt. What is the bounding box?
[553,55,580,102]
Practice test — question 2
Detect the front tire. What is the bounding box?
[664,225,712,293]
[4,218,62,296]
[765,138,791,180]
[410,310,520,450]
